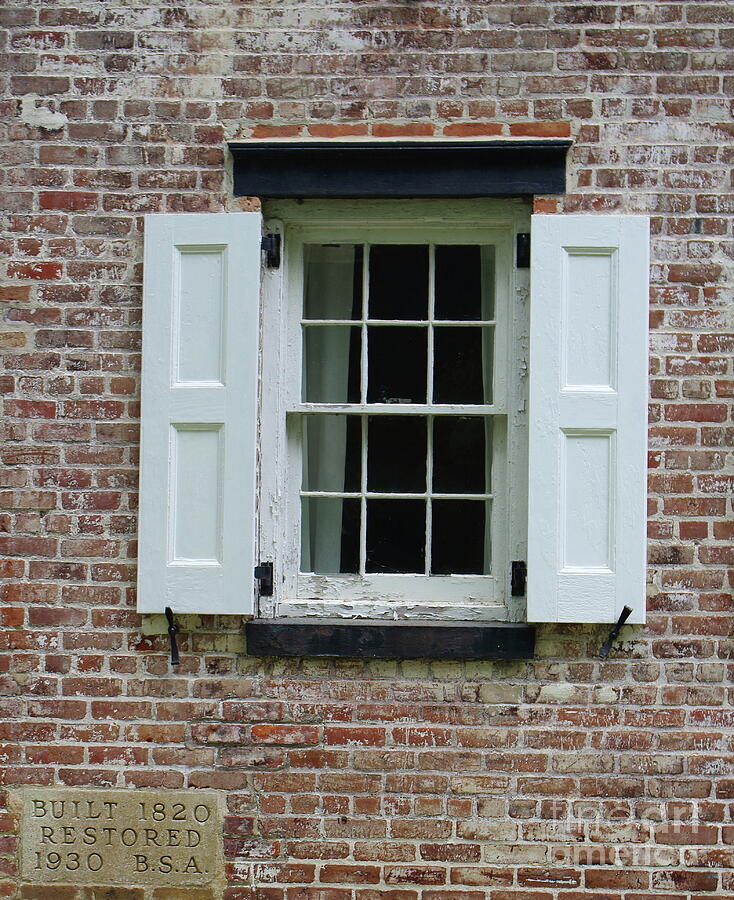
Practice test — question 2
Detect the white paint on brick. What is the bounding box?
[19,96,68,131]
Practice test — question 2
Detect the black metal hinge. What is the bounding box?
[511,560,527,597]
[254,561,273,596]
[261,233,281,269]
[516,233,530,269]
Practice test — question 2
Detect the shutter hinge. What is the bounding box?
[254,561,274,596]
[516,233,530,269]
[261,233,281,269]
[511,560,527,597]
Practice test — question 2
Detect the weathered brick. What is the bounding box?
[0,6,732,898]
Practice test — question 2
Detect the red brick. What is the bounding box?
[372,124,435,137]
[251,724,320,745]
[307,125,369,138]
[443,123,504,137]
[510,122,572,137]
[28,699,87,720]
[698,473,734,493]
[6,262,62,280]
[585,869,649,889]
[0,536,57,557]
[655,823,719,845]
[664,404,727,423]
[91,701,152,720]
[518,868,581,888]
[251,125,304,138]
[60,400,125,419]
[28,608,86,628]
[679,521,708,539]
[61,491,122,511]
[326,727,386,746]
[385,868,446,885]
[419,843,481,862]
[39,191,98,211]
[663,497,726,516]
[320,866,380,884]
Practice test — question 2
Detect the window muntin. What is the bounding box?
[300,241,495,580]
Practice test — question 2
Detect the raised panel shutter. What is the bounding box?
[527,215,649,624]
[137,213,261,614]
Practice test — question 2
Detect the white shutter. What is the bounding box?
[137,213,261,614]
[527,215,649,624]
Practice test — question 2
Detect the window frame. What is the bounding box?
[257,199,531,623]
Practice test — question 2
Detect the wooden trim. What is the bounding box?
[245,618,535,659]
[229,140,570,198]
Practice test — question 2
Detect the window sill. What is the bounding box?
[245,618,535,660]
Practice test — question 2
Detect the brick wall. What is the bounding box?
[1,1,733,898]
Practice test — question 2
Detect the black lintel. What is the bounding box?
[245,618,535,660]
[229,140,570,199]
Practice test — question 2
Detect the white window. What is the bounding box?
[258,200,529,623]
[136,206,649,626]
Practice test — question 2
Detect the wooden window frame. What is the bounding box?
[257,199,531,624]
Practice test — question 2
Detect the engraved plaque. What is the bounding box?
[20,788,224,887]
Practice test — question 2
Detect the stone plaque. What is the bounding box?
[19,788,224,887]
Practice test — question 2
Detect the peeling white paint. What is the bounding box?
[325,29,366,52]
[19,95,68,131]
[592,685,619,704]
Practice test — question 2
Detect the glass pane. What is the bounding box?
[303,415,361,493]
[366,499,425,573]
[367,326,427,404]
[433,417,491,494]
[435,245,494,321]
[304,244,362,320]
[301,497,360,574]
[431,500,490,575]
[303,325,361,402]
[368,245,429,320]
[433,326,493,404]
[368,416,426,493]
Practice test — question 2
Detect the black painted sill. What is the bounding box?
[245,618,535,660]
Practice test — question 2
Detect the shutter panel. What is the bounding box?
[137,213,261,614]
[527,215,649,624]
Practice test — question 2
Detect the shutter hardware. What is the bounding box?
[254,561,274,596]
[261,233,281,269]
[511,560,526,597]
[598,605,633,659]
[516,233,530,269]
[164,606,180,666]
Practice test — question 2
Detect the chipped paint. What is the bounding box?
[19,95,68,131]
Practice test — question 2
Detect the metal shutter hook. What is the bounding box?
[164,606,180,667]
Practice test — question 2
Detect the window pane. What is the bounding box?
[366,499,425,573]
[435,245,494,321]
[431,500,490,575]
[303,325,361,402]
[304,244,362,320]
[433,326,493,404]
[369,245,429,320]
[303,415,361,493]
[301,497,360,574]
[433,417,491,494]
[367,326,427,404]
[368,416,426,493]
